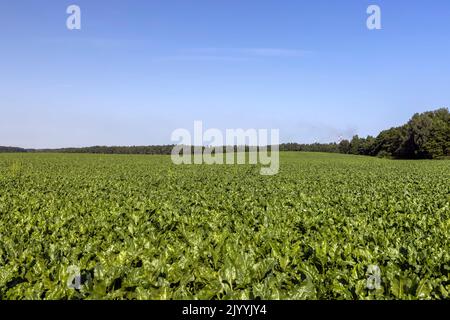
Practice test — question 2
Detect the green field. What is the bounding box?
[0,152,449,299]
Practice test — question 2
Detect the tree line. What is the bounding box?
[335,108,449,159]
[1,108,448,159]
[0,146,30,153]
[280,108,450,159]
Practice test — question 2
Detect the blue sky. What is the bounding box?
[1,0,449,148]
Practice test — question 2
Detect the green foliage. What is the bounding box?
[0,146,27,153]
[2,109,447,160]
[280,143,340,153]
[0,152,449,300]
[369,108,450,159]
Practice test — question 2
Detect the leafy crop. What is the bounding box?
[0,152,449,299]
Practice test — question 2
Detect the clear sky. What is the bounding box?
[1,0,449,148]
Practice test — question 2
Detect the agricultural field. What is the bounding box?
[0,152,449,300]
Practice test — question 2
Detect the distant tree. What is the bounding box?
[338,140,351,154]
[372,126,407,157]
[361,136,376,156]
[349,135,361,155]
[406,108,450,158]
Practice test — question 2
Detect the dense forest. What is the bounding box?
[1,108,449,159]
[282,108,450,159]
[341,108,449,159]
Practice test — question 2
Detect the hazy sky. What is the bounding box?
[1,0,449,148]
